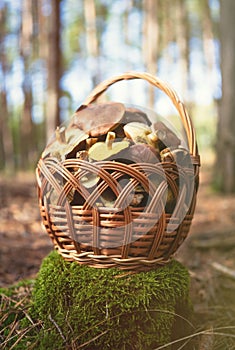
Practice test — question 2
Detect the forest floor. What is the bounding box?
[1,161,235,348]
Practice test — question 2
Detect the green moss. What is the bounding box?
[0,252,195,349]
[27,250,193,350]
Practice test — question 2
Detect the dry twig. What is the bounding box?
[211,262,235,280]
[48,313,66,342]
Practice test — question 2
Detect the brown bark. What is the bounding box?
[175,0,190,99]
[201,0,216,72]
[215,0,235,192]
[142,0,160,108]
[84,0,100,87]
[45,0,62,141]
[0,90,14,172]
[20,0,35,169]
[161,0,174,66]
[0,5,14,172]
[84,0,98,58]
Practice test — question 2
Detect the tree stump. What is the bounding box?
[29,250,196,349]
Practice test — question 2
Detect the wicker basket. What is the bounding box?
[36,72,200,271]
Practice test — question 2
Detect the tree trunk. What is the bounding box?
[142,0,160,108]
[20,0,35,169]
[215,0,235,192]
[84,0,100,87]
[175,0,190,100]
[0,5,14,172]
[161,0,174,67]
[46,0,62,141]
[0,90,14,172]
[201,0,216,73]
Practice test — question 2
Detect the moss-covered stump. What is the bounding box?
[21,250,194,350]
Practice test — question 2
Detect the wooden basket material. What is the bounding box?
[36,72,200,271]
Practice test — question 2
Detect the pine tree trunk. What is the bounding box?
[20,0,35,169]
[0,5,14,172]
[0,90,14,172]
[161,0,174,67]
[84,0,100,87]
[215,0,235,192]
[201,0,216,73]
[46,0,62,141]
[142,0,159,108]
[175,0,189,99]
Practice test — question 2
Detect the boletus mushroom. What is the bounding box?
[123,122,157,147]
[153,121,181,150]
[42,126,89,160]
[124,144,160,164]
[88,132,130,161]
[160,147,191,167]
[122,107,151,126]
[68,102,126,137]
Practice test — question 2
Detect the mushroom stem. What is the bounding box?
[147,132,158,143]
[105,131,116,150]
[56,126,66,144]
[86,138,98,150]
[76,150,88,160]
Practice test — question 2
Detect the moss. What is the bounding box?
[27,250,194,350]
[0,252,196,349]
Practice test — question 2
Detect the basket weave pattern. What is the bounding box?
[36,72,200,271]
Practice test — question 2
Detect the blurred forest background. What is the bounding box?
[1,0,234,193]
[1,1,235,348]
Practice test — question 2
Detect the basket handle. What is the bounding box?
[80,71,198,157]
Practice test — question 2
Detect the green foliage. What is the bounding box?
[28,250,192,350]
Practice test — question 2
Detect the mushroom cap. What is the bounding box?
[122,107,151,126]
[69,102,126,137]
[42,127,88,160]
[153,121,181,148]
[123,122,152,140]
[125,144,160,164]
[88,140,130,161]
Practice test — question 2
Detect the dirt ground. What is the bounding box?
[1,164,235,345]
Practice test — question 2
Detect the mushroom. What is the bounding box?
[171,148,191,167]
[42,126,89,160]
[129,185,146,207]
[76,150,89,160]
[122,107,151,126]
[152,121,181,150]
[88,132,130,161]
[80,173,100,189]
[100,188,116,208]
[123,122,157,147]
[160,147,191,167]
[68,102,126,137]
[86,138,98,150]
[124,144,160,164]
[160,148,175,163]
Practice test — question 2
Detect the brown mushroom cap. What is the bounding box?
[42,127,88,160]
[122,107,151,126]
[153,121,181,148]
[124,144,160,164]
[68,102,126,137]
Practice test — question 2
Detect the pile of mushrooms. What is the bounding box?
[42,102,191,210]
